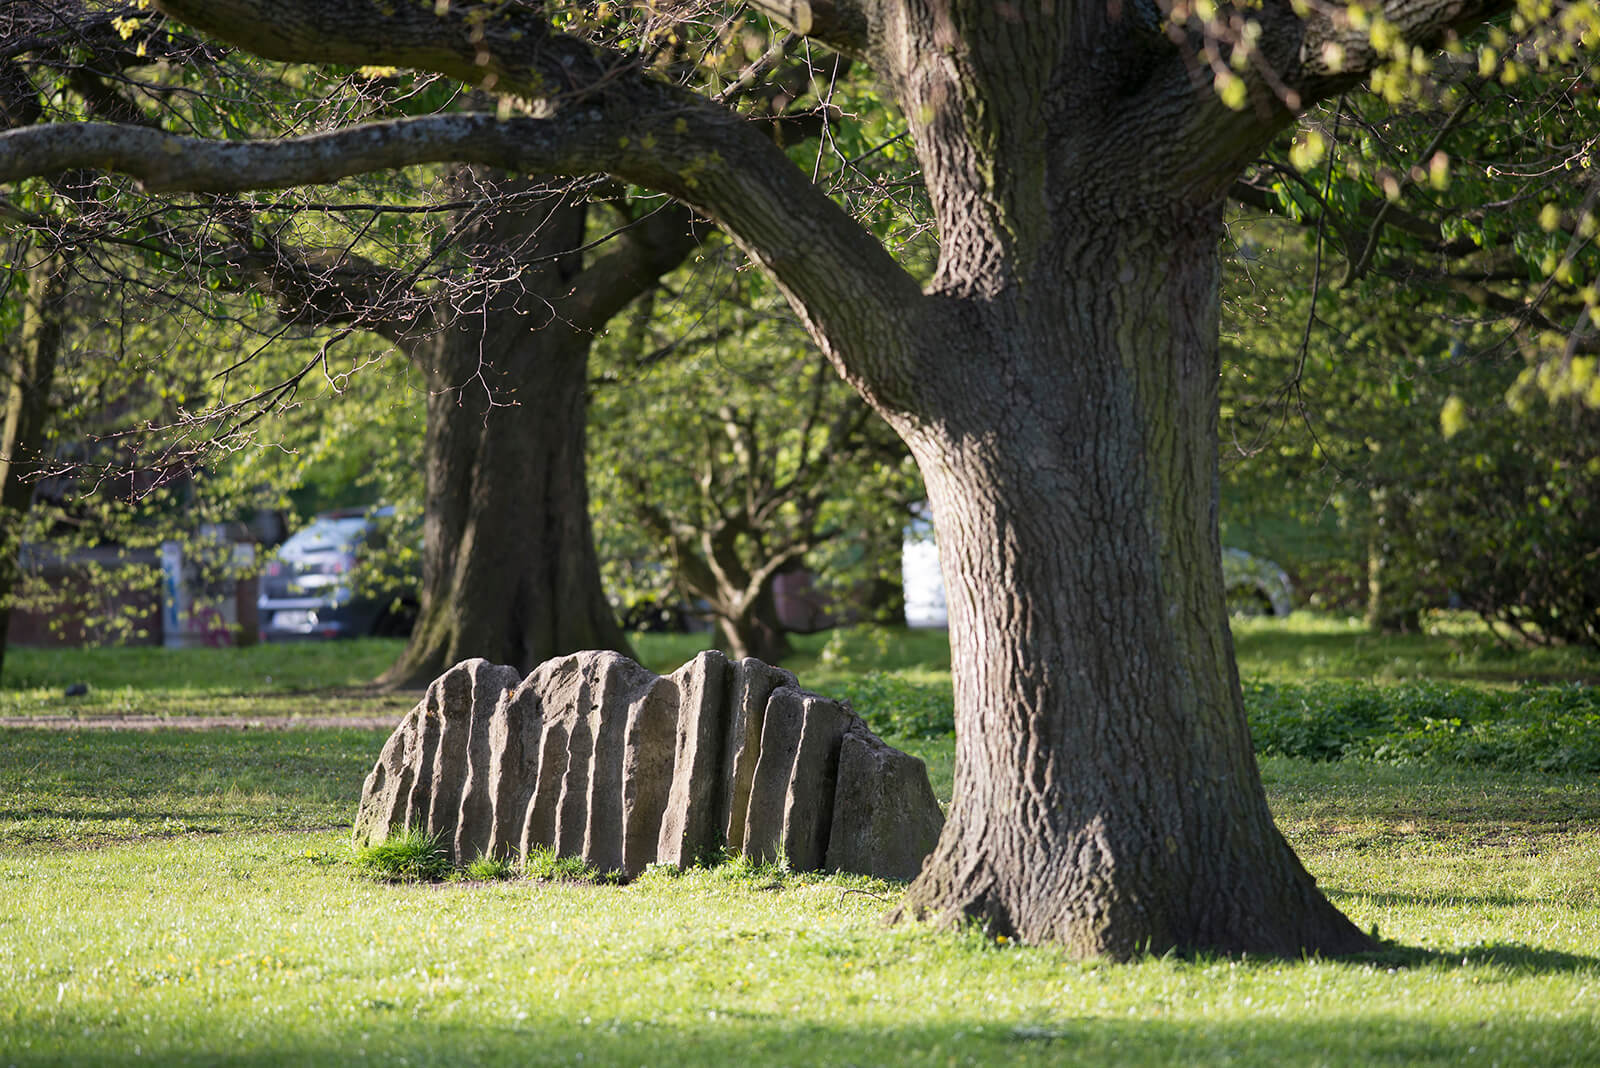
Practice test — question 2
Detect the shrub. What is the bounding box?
[1246,680,1600,772]
[840,670,1600,772]
[523,846,621,884]
[833,673,955,738]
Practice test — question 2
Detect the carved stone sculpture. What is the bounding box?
[353,650,944,880]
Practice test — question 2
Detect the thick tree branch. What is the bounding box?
[1294,0,1515,99]
[0,75,925,412]
[564,200,704,336]
[222,235,432,343]
[152,0,616,103]
[1163,0,1512,193]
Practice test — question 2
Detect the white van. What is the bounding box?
[901,506,947,628]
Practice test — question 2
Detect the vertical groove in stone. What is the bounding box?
[520,656,580,857]
[656,651,734,867]
[424,662,480,846]
[621,676,679,874]
[487,682,543,860]
[453,662,523,863]
[554,661,598,859]
[521,715,570,856]
[385,711,420,830]
[780,696,853,871]
[742,686,808,863]
[403,680,446,832]
[583,654,658,874]
[722,659,796,853]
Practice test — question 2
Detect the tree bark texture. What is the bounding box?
[853,7,1375,958]
[380,328,629,687]
[883,212,1369,957]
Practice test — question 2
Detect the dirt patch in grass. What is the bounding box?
[1,685,421,729]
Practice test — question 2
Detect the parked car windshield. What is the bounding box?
[280,515,370,555]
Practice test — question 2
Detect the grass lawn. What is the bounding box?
[1,618,1598,1064]
[5,612,1595,723]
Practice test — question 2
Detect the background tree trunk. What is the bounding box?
[716,581,792,664]
[376,180,703,688]
[888,211,1373,958]
[379,322,627,687]
[0,249,68,680]
[379,194,631,688]
[1365,488,1422,634]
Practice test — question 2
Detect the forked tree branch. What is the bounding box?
[564,200,706,336]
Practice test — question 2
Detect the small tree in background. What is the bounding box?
[591,244,921,662]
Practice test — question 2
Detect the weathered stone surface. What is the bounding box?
[655,652,731,867]
[827,724,946,881]
[354,650,945,880]
[722,660,795,852]
[780,695,854,870]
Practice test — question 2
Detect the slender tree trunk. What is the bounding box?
[0,251,67,679]
[716,581,792,664]
[888,210,1372,958]
[1365,488,1421,634]
[379,197,632,688]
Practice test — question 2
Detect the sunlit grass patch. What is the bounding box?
[1230,612,1600,686]
[0,823,1596,1066]
[2,620,1599,1062]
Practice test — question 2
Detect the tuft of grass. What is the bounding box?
[463,852,516,881]
[714,847,792,887]
[353,828,452,882]
[523,844,617,884]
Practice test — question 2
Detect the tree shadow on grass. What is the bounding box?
[1312,889,1600,974]
[1349,940,1600,975]
[7,1010,1597,1067]
[1324,886,1584,910]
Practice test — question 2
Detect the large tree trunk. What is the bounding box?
[379,196,632,688]
[888,211,1372,959]
[0,250,68,680]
